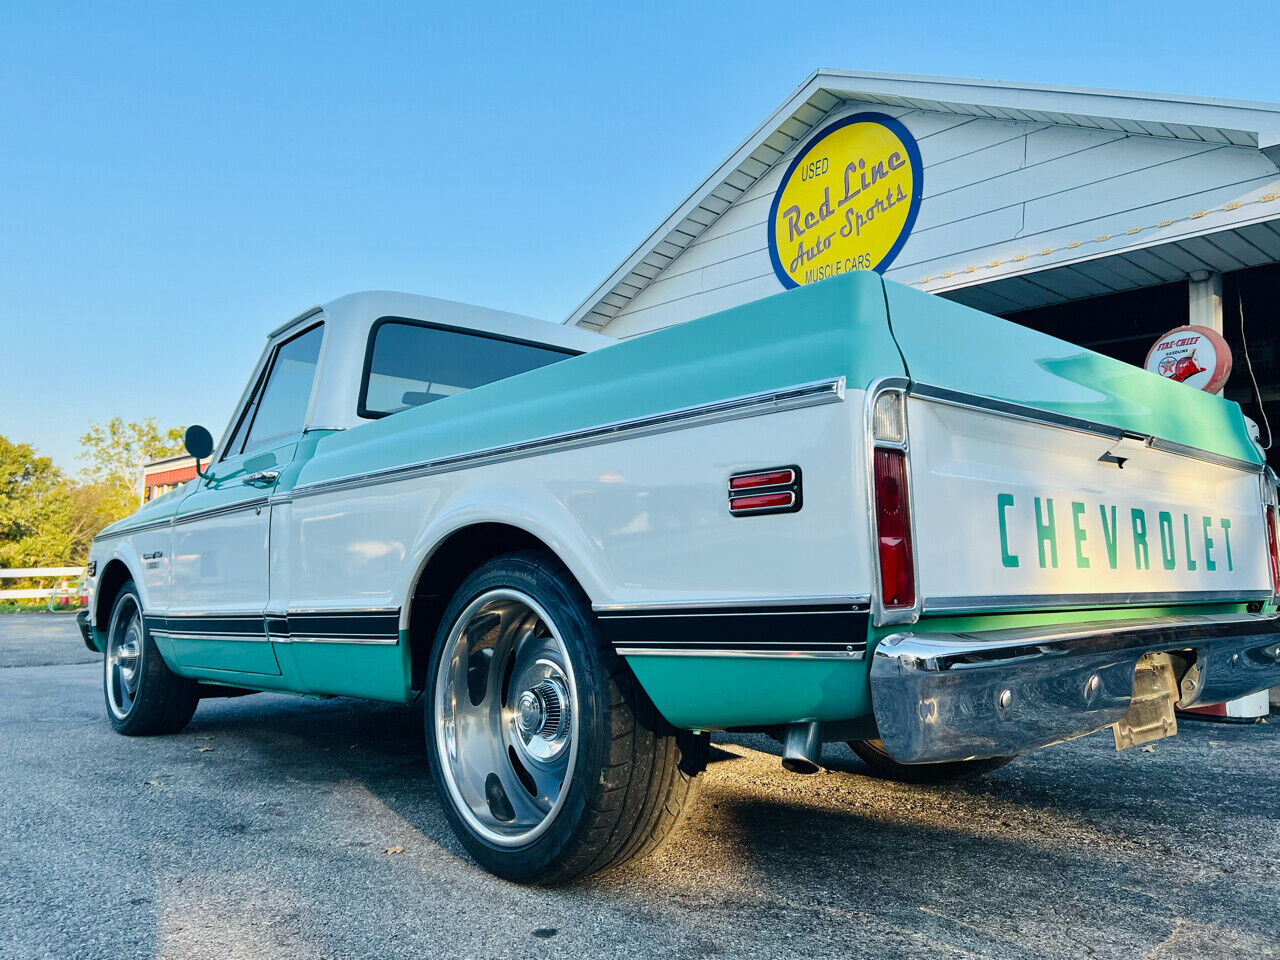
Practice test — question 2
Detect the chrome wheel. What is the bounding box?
[434,588,579,847]
[105,594,143,720]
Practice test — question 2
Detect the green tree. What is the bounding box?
[61,480,131,562]
[78,417,185,500]
[0,420,186,570]
[0,435,72,567]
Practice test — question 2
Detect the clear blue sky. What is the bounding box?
[2,0,1276,470]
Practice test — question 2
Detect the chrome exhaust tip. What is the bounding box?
[781,721,822,774]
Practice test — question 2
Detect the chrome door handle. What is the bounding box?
[241,470,279,487]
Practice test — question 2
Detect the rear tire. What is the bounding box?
[426,550,707,884]
[103,581,199,736]
[848,738,1013,784]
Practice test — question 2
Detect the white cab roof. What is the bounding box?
[220,291,612,445]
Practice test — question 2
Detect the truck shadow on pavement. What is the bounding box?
[181,691,1280,960]
[14,626,1278,958]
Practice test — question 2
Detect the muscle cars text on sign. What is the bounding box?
[767,113,923,287]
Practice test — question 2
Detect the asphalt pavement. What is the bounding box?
[1,612,1278,960]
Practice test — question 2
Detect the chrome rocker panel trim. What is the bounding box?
[870,613,1280,764]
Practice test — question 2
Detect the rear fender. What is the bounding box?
[402,481,609,622]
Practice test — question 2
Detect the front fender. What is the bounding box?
[86,540,146,651]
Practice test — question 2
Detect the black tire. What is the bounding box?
[425,550,707,884]
[103,581,199,736]
[848,738,1014,784]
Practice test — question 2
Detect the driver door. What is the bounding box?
[163,322,325,675]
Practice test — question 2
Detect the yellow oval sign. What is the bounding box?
[767,113,923,288]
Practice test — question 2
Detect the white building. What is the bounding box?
[567,71,1280,468]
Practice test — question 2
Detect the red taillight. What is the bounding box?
[1265,505,1280,595]
[873,448,915,609]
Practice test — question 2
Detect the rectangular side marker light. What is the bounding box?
[728,466,801,516]
[729,468,796,491]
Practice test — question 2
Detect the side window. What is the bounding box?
[237,323,324,455]
[359,319,573,419]
[220,363,268,459]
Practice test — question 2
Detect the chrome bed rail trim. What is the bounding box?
[293,377,846,498]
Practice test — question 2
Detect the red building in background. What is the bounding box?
[141,453,200,503]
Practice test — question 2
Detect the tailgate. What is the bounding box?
[906,391,1271,610]
[881,279,1271,611]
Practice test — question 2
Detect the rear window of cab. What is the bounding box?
[358,317,577,419]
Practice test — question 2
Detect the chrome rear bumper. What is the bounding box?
[870,613,1280,763]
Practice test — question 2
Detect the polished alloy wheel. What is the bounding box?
[105,594,144,720]
[434,588,578,847]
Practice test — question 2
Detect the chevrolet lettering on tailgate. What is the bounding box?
[80,273,1280,884]
[996,495,1236,573]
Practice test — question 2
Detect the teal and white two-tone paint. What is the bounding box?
[82,270,1280,881]
[86,271,1279,728]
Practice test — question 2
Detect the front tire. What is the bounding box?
[426,550,707,883]
[847,738,1014,784]
[104,581,199,736]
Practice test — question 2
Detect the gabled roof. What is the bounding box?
[566,70,1280,329]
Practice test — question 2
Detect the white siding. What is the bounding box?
[603,101,1280,339]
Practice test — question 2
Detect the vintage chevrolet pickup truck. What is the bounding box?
[82,271,1280,882]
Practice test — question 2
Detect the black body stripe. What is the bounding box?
[596,606,869,653]
[146,614,265,638]
[144,610,400,642]
[286,612,400,639]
